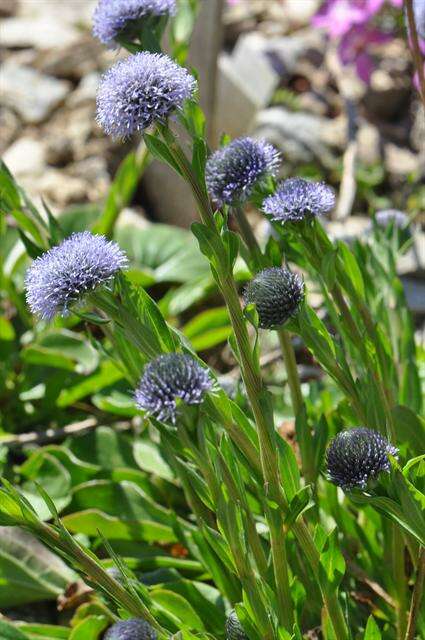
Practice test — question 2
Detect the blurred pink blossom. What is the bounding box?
[338,24,392,82]
[313,0,402,38]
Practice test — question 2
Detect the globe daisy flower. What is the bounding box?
[93,0,176,47]
[135,353,212,423]
[326,427,398,491]
[25,232,127,320]
[263,178,335,224]
[205,137,280,207]
[96,52,196,138]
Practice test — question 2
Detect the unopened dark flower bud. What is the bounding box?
[135,353,212,423]
[326,427,398,491]
[263,177,335,224]
[104,619,157,640]
[226,610,248,640]
[244,267,304,329]
[206,137,280,206]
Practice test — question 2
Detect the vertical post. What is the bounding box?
[143,0,224,227]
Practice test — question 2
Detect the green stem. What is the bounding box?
[233,205,267,270]
[392,524,408,639]
[233,205,313,484]
[154,128,351,639]
[405,546,425,640]
[35,521,168,637]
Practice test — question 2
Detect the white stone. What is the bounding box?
[1,64,71,124]
[0,17,79,49]
[3,137,46,176]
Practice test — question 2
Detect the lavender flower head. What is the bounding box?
[93,0,176,47]
[326,427,398,491]
[263,177,335,224]
[25,232,127,320]
[375,209,409,229]
[104,619,157,640]
[244,267,304,329]
[205,137,280,206]
[96,52,196,138]
[135,353,212,423]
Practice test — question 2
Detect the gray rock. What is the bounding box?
[0,107,20,154]
[254,107,335,167]
[3,137,46,177]
[0,17,79,49]
[1,64,71,124]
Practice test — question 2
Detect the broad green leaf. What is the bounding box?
[0,527,75,607]
[17,624,69,639]
[0,620,30,639]
[363,615,382,639]
[133,440,174,481]
[150,589,205,631]
[69,616,108,640]
[319,529,345,593]
[62,509,176,543]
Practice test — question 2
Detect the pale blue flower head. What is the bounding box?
[25,232,127,320]
[326,427,398,491]
[263,177,335,223]
[93,0,176,47]
[205,137,280,206]
[375,209,409,229]
[96,52,196,138]
[135,353,212,423]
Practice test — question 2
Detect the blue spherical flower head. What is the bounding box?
[205,137,280,207]
[326,427,398,491]
[25,232,128,321]
[375,209,409,230]
[263,177,335,224]
[96,52,196,138]
[104,618,157,640]
[243,267,304,330]
[93,0,176,47]
[135,353,212,423]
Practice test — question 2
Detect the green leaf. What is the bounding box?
[69,616,108,640]
[133,440,174,481]
[319,529,345,593]
[17,624,70,639]
[363,615,382,639]
[22,330,99,375]
[0,620,30,640]
[0,527,75,607]
[143,134,182,174]
[150,589,205,631]
[392,405,425,455]
[62,509,176,543]
[337,241,365,298]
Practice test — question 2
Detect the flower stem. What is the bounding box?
[405,546,425,640]
[392,524,408,639]
[233,205,313,483]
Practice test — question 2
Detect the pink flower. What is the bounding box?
[313,0,402,38]
[338,24,392,82]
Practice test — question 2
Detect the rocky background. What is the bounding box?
[1,0,424,310]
